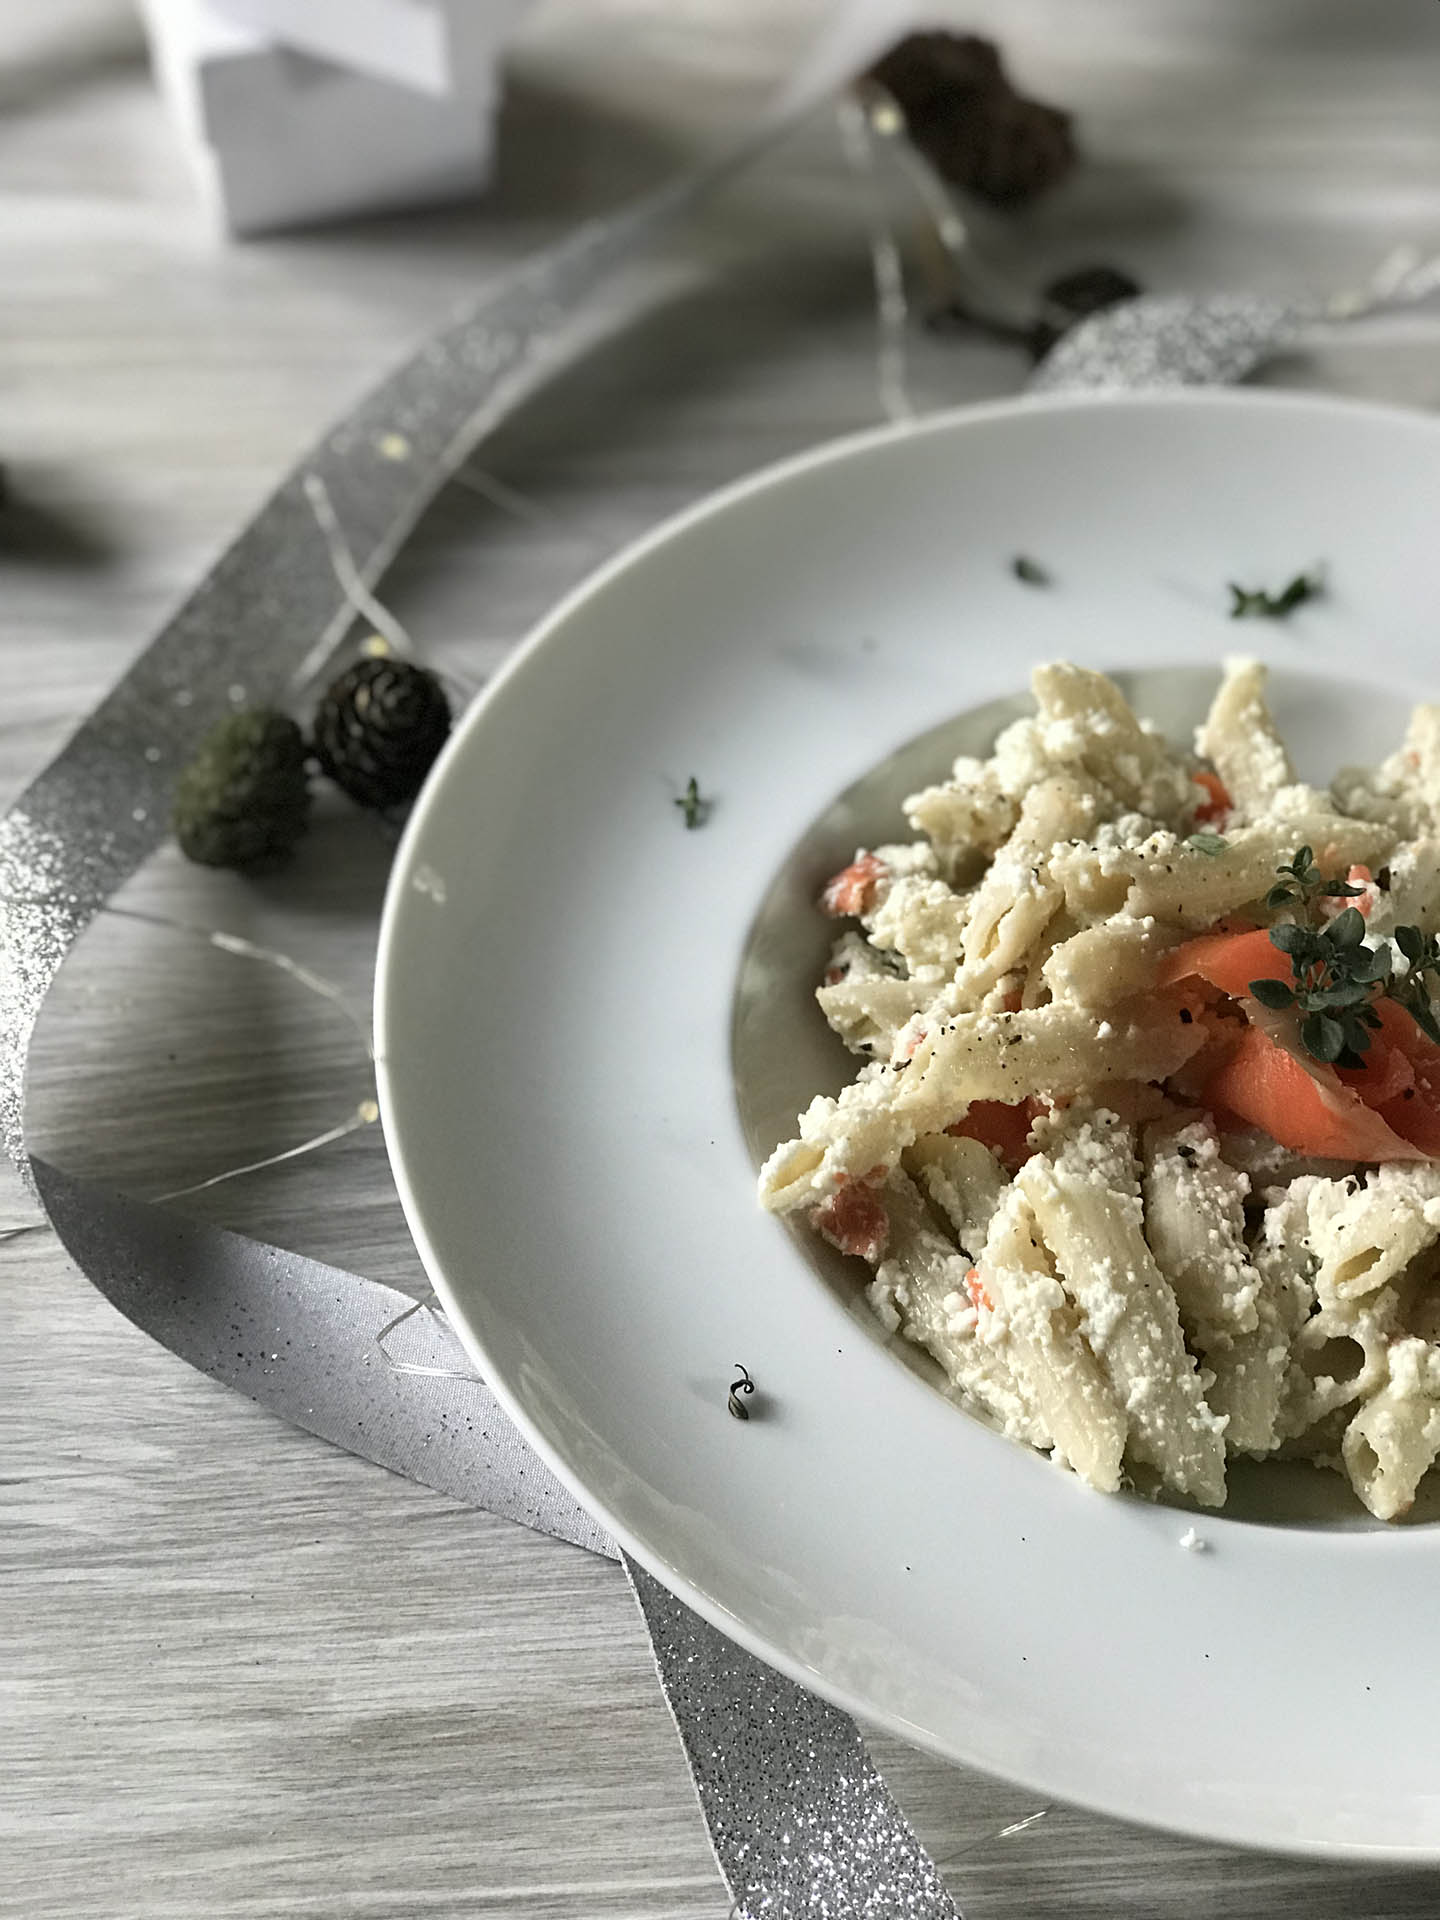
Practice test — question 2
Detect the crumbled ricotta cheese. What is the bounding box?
[762,657,1440,1523]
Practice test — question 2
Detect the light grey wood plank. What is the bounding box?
[5,3,1440,1917]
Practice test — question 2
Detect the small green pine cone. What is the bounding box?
[172,709,312,871]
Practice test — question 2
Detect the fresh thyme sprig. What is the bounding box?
[1248,908,1390,1068]
[1227,571,1323,620]
[1264,844,1365,915]
[1248,849,1440,1066]
[1390,927,1440,1046]
[674,775,711,830]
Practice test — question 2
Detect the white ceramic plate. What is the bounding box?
[376,391,1440,1859]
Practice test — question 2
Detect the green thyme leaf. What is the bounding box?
[1249,977,1295,1010]
[1307,980,1374,1010]
[1327,906,1367,950]
[1347,947,1391,984]
[1270,921,1316,957]
[1396,925,1426,965]
[1186,832,1228,857]
[1268,846,1363,927]
[1012,554,1052,587]
[1385,924,1440,1047]
[674,775,711,830]
[1228,571,1323,620]
[1301,1011,1346,1062]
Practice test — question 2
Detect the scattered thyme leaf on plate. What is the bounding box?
[674,775,711,830]
[1011,554,1052,587]
[1227,571,1323,620]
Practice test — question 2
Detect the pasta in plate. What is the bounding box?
[759,659,1440,1520]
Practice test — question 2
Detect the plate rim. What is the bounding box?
[375,385,1440,1863]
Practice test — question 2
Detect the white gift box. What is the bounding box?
[208,0,528,98]
[140,0,512,236]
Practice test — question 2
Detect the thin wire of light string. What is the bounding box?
[113,458,543,1268]
[114,899,382,1206]
[292,470,418,688]
[1324,243,1440,320]
[373,1287,484,1383]
[294,462,485,723]
[57,454,561,1211]
[861,90,1045,335]
[835,93,915,426]
[448,463,556,523]
[1,893,380,1207]
[150,1099,379,1204]
[293,467,486,706]
[102,904,374,1059]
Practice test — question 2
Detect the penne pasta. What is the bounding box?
[982,1187,1126,1493]
[870,1173,1048,1447]
[1018,1108,1227,1507]
[763,657,1440,1519]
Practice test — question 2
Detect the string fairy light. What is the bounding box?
[861,87,1043,339]
[150,1099,379,1205]
[1324,243,1440,321]
[101,904,375,1058]
[13,898,386,1204]
[448,463,555,524]
[291,469,419,690]
[835,93,915,426]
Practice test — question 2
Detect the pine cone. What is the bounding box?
[173,709,311,871]
[868,32,1076,209]
[312,657,451,811]
[1030,265,1143,361]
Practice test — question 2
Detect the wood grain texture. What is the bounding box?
[5,3,1440,1915]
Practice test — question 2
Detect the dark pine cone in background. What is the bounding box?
[312,656,452,810]
[1030,264,1144,361]
[173,709,311,871]
[868,31,1076,209]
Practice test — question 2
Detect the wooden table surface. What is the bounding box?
[6,3,1440,1914]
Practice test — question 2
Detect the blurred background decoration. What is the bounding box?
[138,0,533,232]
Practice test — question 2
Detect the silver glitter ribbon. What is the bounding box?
[1029,290,1303,392]
[1030,249,1440,393]
[629,1560,954,1919]
[0,10,964,1914]
[32,1147,946,1916]
[0,173,710,1198]
[30,1157,616,1556]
